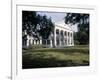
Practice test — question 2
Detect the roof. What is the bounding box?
[54,21,73,31]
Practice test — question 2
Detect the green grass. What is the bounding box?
[22,45,89,69]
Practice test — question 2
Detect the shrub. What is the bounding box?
[74,40,80,45]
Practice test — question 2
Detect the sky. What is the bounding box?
[37,11,78,32]
[37,11,66,23]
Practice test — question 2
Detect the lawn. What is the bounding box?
[22,45,89,69]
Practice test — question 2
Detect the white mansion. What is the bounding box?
[22,22,74,48]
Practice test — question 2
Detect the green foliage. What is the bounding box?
[22,11,38,36]
[65,13,89,25]
[75,23,89,45]
[65,13,89,45]
[22,11,54,40]
[74,40,80,45]
[38,16,54,39]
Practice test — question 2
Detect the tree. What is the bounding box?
[22,11,54,41]
[38,15,54,39]
[22,11,39,36]
[65,13,89,45]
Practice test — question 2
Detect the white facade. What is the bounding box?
[53,22,74,47]
[22,22,74,48]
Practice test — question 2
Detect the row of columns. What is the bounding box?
[23,28,74,48]
[54,28,74,47]
[26,35,42,47]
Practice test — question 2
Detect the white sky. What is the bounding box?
[37,11,78,32]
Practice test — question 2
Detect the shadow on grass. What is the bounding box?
[22,53,89,69]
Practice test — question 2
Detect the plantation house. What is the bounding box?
[22,22,74,48]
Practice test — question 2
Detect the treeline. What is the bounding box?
[65,13,89,45]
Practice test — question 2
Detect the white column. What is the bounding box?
[50,39,52,47]
[40,39,42,45]
[72,32,74,46]
[54,27,56,47]
[30,37,33,45]
[26,35,29,47]
[66,31,67,46]
[69,33,71,46]
[62,31,64,47]
[34,40,36,45]
[69,33,70,46]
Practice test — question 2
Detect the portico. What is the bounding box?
[53,22,74,47]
